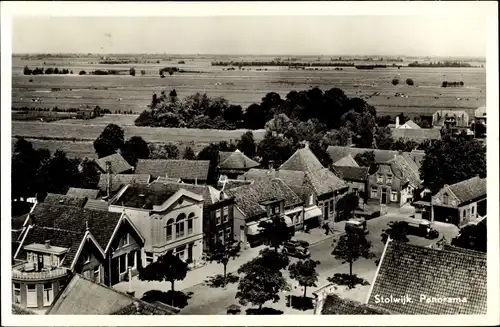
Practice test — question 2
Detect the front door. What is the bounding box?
[381,188,387,204]
[37,254,44,270]
[111,257,120,286]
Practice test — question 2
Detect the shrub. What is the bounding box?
[79,70,87,75]
[129,67,136,76]
[442,81,448,87]
[391,78,399,86]
[406,78,414,86]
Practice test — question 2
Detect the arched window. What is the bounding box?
[166,219,174,241]
[176,213,186,238]
[187,213,195,235]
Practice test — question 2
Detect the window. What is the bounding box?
[166,219,174,241]
[377,174,383,183]
[187,213,194,235]
[145,251,154,265]
[43,283,53,306]
[443,193,449,205]
[309,194,314,206]
[43,255,51,267]
[176,214,186,238]
[225,227,232,241]
[463,209,466,217]
[371,187,378,198]
[352,188,359,195]
[83,251,91,264]
[176,246,186,260]
[13,283,21,304]
[128,251,136,269]
[121,234,129,246]
[216,209,222,225]
[27,285,37,308]
[218,230,224,243]
[94,266,101,282]
[329,199,334,213]
[387,175,393,184]
[52,254,59,267]
[467,208,471,217]
[223,207,229,223]
[472,206,475,215]
[119,255,127,274]
[391,191,398,202]
[212,235,217,246]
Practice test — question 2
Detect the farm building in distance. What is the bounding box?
[76,105,102,120]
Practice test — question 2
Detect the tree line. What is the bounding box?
[211,60,356,67]
[23,66,72,75]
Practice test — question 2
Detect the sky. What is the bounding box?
[12,15,490,57]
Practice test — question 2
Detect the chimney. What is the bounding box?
[303,141,310,148]
[106,161,112,198]
[45,240,51,249]
[395,116,400,128]
[195,177,198,186]
[268,160,274,170]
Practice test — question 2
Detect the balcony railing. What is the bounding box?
[12,262,68,281]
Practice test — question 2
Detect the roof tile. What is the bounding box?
[44,194,88,208]
[95,153,133,174]
[135,159,210,181]
[66,188,100,200]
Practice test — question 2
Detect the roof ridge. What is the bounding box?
[34,225,84,235]
[391,240,486,260]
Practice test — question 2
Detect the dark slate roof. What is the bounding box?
[217,149,260,171]
[66,187,100,200]
[242,169,307,200]
[84,199,109,212]
[305,168,349,196]
[368,241,487,315]
[43,193,88,208]
[12,304,37,315]
[47,274,179,315]
[95,153,132,174]
[392,128,441,143]
[279,146,325,173]
[332,165,370,182]
[151,180,225,208]
[327,146,398,164]
[225,178,303,219]
[220,179,254,190]
[321,294,392,315]
[28,203,122,253]
[448,176,487,204]
[135,159,210,180]
[97,173,151,193]
[19,225,85,268]
[388,155,422,188]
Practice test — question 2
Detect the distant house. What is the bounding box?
[217,149,260,179]
[150,178,236,256]
[279,144,349,225]
[76,106,102,120]
[97,173,151,198]
[432,110,470,128]
[108,182,204,266]
[135,159,210,184]
[397,118,421,129]
[93,153,133,175]
[327,146,422,206]
[43,193,88,208]
[66,188,99,200]
[430,176,486,226]
[46,274,179,315]
[225,178,304,247]
[366,240,487,314]
[391,128,441,144]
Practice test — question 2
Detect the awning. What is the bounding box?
[304,206,322,220]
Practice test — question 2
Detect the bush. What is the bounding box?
[391,78,399,86]
[79,70,87,75]
[129,67,136,76]
[406,78,414,86]
[442,81,448,87]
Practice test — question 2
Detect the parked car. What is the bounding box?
[345,218,369,234]
[401,217,439,239]
[287,239,310,248]
[283,241,310,259]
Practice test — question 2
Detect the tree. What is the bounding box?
[207,240,241,286]
[130,67,136,76]
[12,137,40,200]
[169,89,178,103]
[257,131,300,168]
[77,158,100,189]
[335,193,359,222]
[149,143,179,159]
[140,70,146,76]
[288,259,320,298]
[138,252,188,291]
[223,105,243,124]
[197,143,221,185]
[331,230,375,288]
[183,146,196,160]
[354,151,378,175]
[451,222,486,252]
[121,136,150,166]
[93,124,125,158]
[381,221,409,244]
[264,114,293,136]
[243,103,267,129]
[374,126,394,150]
[406,78,414,86]
[391,78,399,86]
[236,250,290,310]
[258,216,293,252]
[79,70,87,75]
[420,135,486,193]
[391,139,419,152]
[237,131,256,158]
[23,65,32,75]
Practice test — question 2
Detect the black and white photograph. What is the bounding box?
[1,1,498,325]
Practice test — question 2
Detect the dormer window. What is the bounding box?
[387,174,393,184]
[121,234,130,246]
[443,193,449,205]
[377,174,383,183]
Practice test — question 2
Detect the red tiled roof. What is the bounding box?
[368,241,487,314]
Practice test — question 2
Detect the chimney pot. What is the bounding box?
[45,240,50,248]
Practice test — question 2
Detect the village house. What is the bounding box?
[278,144,349,226]
[12,202,145,312]
[225,178,304,248]
[108,182,204,267]
[390,116,441,143]
[239,168,323,230]
[429,176,486,226]
[366,240,487,314]
[76,105,102,120]
[432,109,470,128]
[150,178,236,256]
[92,153,133,175]
[217,149,261,180]
[331,153,369,197]
[134,159,210,185]
[46,274,179,315]
[327,146,422,207]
